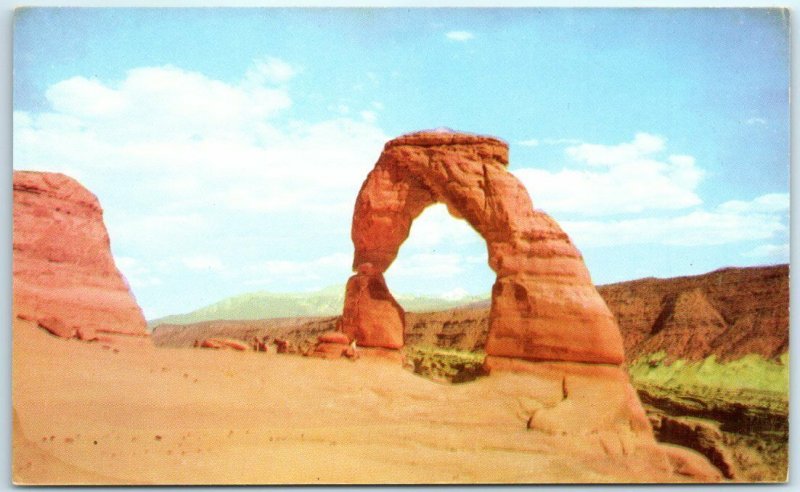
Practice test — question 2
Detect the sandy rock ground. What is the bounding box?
[13,316,718,485]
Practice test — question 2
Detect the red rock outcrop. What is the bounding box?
[251,336,269,352]
[199,338,249,351]
[341,130,624,364]
[273,338,294,354]
[317,331,352,345]
[650,414,737,479]
[308,331,359,359]
[13,171,147,337]
[339,263,404,349]
[599,264,789,362]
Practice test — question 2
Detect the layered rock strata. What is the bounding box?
[13,171,147,338]
[599,264,789,362]
[341,130,624,364]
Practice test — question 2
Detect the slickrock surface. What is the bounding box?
[342,130,624,364]
[13,316,720,484]
[13,171,146,337]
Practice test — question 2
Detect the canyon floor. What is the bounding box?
[12,315,722,485]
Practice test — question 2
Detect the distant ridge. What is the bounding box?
[148,285,489,329]
[150,264,789,365]
[599,263,789,362]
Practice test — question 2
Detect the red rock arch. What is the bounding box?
[341,130,624,365]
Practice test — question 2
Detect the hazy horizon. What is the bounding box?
[13,8,790,319]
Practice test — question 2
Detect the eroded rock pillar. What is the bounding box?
[340,263,404,349]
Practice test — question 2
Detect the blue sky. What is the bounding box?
[13,8,790,319]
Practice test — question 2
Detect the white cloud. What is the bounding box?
[541,138,582,145]
[517,139,539,147]
[46,76,126,118]
[13,59,394,318]
[247,253,352,282]
[562,193,788,248]
[114,256,163,288]
[360,110,377,123]
[514,132,704,216]
[742,243,789,260]
[565,132,665,166]
[244,56,299,85]
[716,193,789,214]
[37,64,293,146]
[386,253,464,278]
[441,287,469,301]
[402,204,482,250]
[445,30,474,42]
[514,133,787,254]
[465,254,488,264]
[106,213,209,252]
[14,62,389,219]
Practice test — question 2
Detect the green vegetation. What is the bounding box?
[629,351,788,431]
[403,345,487,383]
[629,351,789,395]
[630,351,789,482]
[406,346,790,480]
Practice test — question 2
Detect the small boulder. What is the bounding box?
[318,331,351,345]
[251,337,268,352]
[200,338,249,351]
[662,444,724,482]
[76,326,98,342]
[274,338,293,354]
[344,345,359,360]
[37,317,76,338]
[200,339,223,349]
[309,342,349,359]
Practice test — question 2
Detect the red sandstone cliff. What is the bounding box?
[600,264,789,362]
[13,171,147,338]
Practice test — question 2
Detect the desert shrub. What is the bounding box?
[404,345,487,383]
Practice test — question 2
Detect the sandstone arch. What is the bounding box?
[341,130,625,365]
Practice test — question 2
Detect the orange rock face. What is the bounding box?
[199,338,249,351]
[13,171,147,337]
[339,263,405,349]
[318,331,352,345]
[342,130,624,364]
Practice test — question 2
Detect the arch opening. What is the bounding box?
[383,203,492,309]
[340,130,625,366]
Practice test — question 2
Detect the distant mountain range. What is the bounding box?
[148,284,489,328]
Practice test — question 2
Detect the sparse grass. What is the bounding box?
[403,345,487,383]
[629,351,789,395]
[630,351,789,482]
[407,346,790,481]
